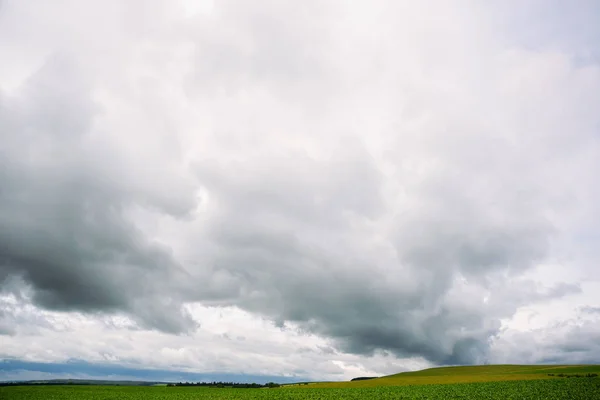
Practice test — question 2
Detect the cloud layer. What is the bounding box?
[1,0,600,377]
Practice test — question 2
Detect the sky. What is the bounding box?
[1,0,600,383]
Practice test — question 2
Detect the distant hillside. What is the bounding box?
[0,379,166,387]
[0,359,303,385]
[306,365,600,388]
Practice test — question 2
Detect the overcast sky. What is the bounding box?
[1,0,600,382]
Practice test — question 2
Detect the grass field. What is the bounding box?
[304,364,600,388]
[1,365,599,399]
[2,379,600,399]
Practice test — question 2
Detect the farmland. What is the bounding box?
[2,365,600,399]
[306,364,600,388]
[2,379,600,399]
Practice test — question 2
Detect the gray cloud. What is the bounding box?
[492,311,600,365]
[581,306,600,315]
[176,0,594,364]
[1,0,599,370]
[0,52,198,333]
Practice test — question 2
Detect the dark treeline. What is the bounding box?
[1,381,283,388]
[547,373,598,378]
[168,381,281,388]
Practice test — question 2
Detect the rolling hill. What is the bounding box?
[303,364,600,388]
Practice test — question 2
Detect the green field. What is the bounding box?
[306,364,600,388]
[2,365,600,399]
[2,379,600,400]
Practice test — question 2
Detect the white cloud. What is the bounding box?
[1,0,600,380]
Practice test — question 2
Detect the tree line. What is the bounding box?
[167,381,281,388]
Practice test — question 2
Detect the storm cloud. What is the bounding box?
[1,0,600,374]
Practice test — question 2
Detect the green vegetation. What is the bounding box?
[2,365,600,399]
[167,381,281,388]
[349,376,378,381]
[307,364,600,388]
[1,379,600,399]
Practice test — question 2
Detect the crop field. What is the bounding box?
[307,364,600,388]
[2,366,600,399]
[2,378,600,400]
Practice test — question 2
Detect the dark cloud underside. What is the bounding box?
[1,0,599,368]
